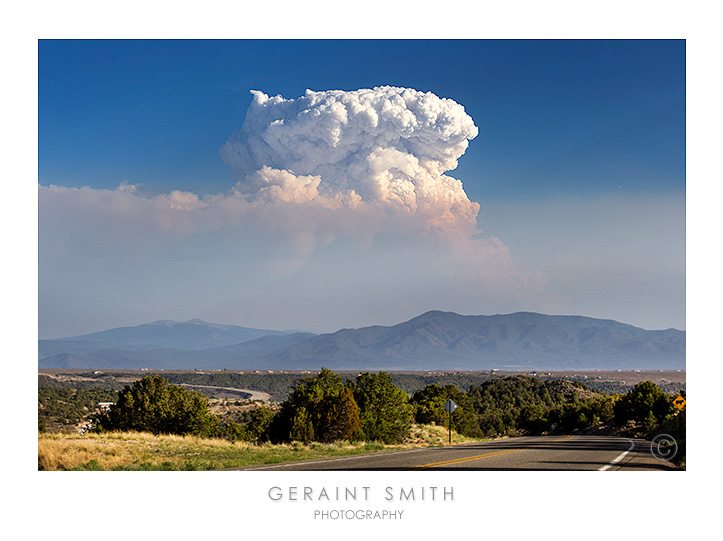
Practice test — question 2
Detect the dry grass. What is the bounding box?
[38,431,258,471]
[38,424,486,471]
[406,423,481,446]
[40,432,133,471]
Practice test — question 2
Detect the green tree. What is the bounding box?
[467,376,609,437]
[518,403,548,434]
[275,368,359,443]
[590,395,616,424]
[289,406,314,443]
[244,406,278,442]
[320,387,362,442]
[348,372,413,443]
[95,375,217,437]
[217,419,246,442]
[614,381,675,426]
[411,384,478,437]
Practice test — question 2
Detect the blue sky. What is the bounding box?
[39,39,685,200]
[38,39,686,337]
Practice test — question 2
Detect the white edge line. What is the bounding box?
[598,439,635,471]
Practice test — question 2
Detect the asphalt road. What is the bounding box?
[235,435,678,471]
[179,383,271,401]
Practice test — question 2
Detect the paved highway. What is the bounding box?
[179,383,271,401]
[235,435,677,471]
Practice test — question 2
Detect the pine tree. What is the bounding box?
[320,387,361,443]
[289,406,314,443]
[349,372,413,443]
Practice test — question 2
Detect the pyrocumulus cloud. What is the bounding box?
[39,86,556,335]
[220,86,481,232]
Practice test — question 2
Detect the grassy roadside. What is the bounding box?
[38,424,484,471]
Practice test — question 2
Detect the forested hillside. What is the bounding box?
[40,369,684,452]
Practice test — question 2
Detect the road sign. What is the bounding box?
[444,399,457,444]
[673,395,686,410]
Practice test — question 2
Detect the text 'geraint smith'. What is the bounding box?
[268,486,454,502]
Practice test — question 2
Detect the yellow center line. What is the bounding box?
[413,435,574,469]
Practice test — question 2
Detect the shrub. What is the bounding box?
[94,375,218,437]
[614,381,675,426]
[348,372,413,444]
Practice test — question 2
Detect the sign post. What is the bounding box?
[443,399,457,444]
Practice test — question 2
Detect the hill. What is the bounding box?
[260,311,684,370]
[39,319,293,358]
[38,311,685,371]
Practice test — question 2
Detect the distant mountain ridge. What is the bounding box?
[39,319,292,358]
[38,311,685,371]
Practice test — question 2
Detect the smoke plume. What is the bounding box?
[39,86,555,335]
[220,86,480,232]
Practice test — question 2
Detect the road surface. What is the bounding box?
[179,383,271,402]
[233,435,678,471]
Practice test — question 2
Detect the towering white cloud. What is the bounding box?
[39,86,556,336]
[220,86,481,231]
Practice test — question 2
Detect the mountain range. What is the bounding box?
[38,311,685,371]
